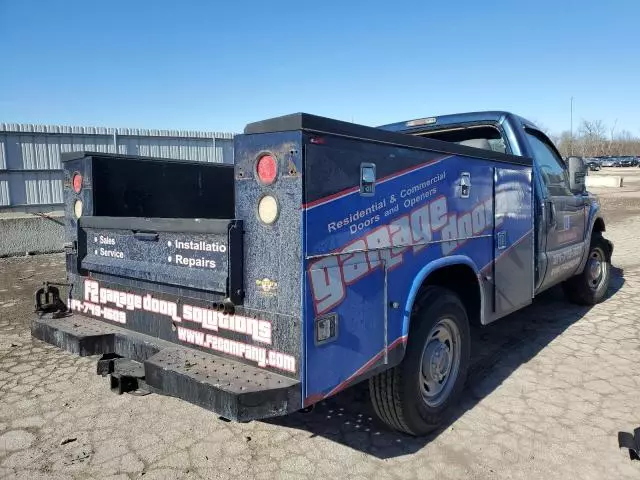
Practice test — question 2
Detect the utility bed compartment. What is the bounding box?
[89,152,235,219]
[62,151,244,303]
[77,216,243,299]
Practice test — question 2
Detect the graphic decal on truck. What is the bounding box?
[92,235,124,259]
[309,193,503,315]
[77,279,272,342]
[303,156,450,210]
[176,326,296,373]
[78,279,182,322]
[70,279,295,372]
[323,171,447,236]
[86,233,228,271]
[547,243,584,281]
[166,239,227,269]
[171,239,227,252]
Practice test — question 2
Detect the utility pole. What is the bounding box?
[570,96,574,156]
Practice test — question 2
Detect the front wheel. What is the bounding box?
[369,287,470,436]
[563,233,612,305]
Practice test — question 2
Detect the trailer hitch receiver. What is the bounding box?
[97,354,150,396]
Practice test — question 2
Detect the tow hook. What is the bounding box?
[619,427,640,460]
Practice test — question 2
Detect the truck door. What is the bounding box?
[524,129,587,291]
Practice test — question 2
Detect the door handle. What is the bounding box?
[546,201,557,228]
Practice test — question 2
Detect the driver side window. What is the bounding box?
[525,129,572,197]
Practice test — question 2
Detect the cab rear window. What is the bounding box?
[413,125,508,154]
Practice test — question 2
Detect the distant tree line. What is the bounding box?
[545,120,640,158]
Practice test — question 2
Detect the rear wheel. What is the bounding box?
[369,287,470,436]
[563,232,612,305]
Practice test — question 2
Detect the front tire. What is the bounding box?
[563,232,612,305]
[369,287,470,436]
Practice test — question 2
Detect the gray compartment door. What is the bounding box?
[492,167,534,318]
[78,216,237,294]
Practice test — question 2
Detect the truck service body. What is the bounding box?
[32,111,612,435]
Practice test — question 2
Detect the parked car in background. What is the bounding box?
[586,159,601,171]
[619,156,639,167]
[601,158,616,167]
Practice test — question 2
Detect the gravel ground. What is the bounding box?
[1,181,640,479]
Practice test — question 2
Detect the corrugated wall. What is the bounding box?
[0,123,235,212]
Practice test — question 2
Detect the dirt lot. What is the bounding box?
[590,166,640,223]
[2,172,640,479]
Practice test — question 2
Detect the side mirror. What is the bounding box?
[568,157,587,194]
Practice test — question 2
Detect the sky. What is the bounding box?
[0,0,639,135]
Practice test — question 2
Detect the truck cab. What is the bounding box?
[379,111,611,308]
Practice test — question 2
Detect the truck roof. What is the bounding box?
[244,112,532,167]
[377,111,538,134]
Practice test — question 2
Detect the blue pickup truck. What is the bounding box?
[32,110,612,436]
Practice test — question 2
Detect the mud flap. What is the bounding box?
[618,428,640,460]
[604,238,614,261]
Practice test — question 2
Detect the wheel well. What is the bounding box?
[593,217,605,233]
[414,264,481,327]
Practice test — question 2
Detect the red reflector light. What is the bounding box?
[72,173,83,193]
[256,154,277,184]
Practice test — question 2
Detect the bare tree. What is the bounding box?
[607,119,618,155]
[530,120,551,136]
[612,130,638,156]
[530,118,640,158]
[553,131,573,158]
[579,120,607,157]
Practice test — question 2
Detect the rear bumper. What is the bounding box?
[31,314,301,422]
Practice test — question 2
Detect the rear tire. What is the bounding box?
[563,232,612,305]
[369,287,470,436]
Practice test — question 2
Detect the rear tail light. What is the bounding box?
[74,199,83,218]
[257,195,279,225]
[72,173,83,193]
[256,154,277,185]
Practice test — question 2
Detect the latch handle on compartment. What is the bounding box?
[360,162,376,196]
[460,172,471,198]
[133,231,159,242]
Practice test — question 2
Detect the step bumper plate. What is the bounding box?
[32,314,301,421]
